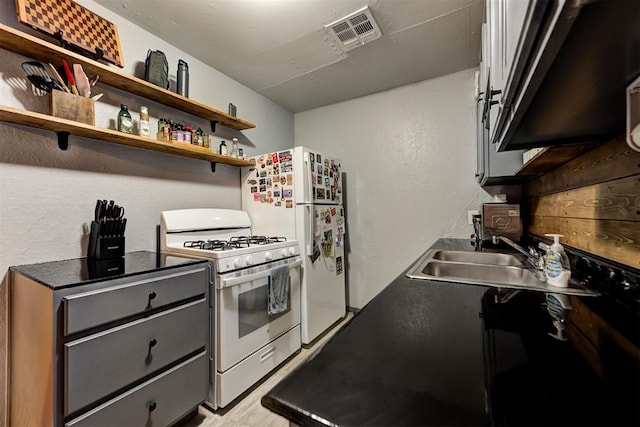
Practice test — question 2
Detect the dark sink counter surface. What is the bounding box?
[263,238,639,426]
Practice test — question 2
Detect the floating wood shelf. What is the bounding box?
[515,144,598,176]
[0,23,255,131]
[0,105,254,168]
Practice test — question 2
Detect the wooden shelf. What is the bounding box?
[0,105,254,168]
[0,23,255,131]
[515,144,598,176]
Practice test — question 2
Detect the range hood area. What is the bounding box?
[496,0,640,151]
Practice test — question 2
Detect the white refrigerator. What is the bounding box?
[241,146,346,344]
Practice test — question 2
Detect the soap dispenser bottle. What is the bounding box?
[544,234,571,287]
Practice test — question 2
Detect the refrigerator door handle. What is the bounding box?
[306,205,313,255]
[304,152,313,203]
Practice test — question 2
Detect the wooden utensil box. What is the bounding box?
[50,90,95,125]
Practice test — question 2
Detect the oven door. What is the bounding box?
[216,258,301,372]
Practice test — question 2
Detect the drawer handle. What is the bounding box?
[149,338,158,348]
[260,347,276,362]
[148,401,157,412]
[149,291,157,301]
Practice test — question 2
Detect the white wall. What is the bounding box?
[295,69,493,309]
[0,0,294,276]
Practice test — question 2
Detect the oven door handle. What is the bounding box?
[217,260,302,289]
[218,270,270,289]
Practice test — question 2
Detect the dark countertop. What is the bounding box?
[10,251,208,289]
[262,238,639,426]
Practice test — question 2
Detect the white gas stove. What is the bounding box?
[160,208,302,410]
[160,208,300,273]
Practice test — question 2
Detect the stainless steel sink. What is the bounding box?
[406,249,598,297]
[422,261,543,289]
[432,250,525,266]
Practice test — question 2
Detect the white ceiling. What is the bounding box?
[95,0,484,113]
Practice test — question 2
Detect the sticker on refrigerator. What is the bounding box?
[250,186,258,193]
[336,226,344,247]
[336,256,343,275]
[279,150,292,162]
[317,188,325,200]
[285,200,293,208]
[310,153,315,163]
[284,189,293,198]
[253,193,261,202]
[316,154,322,162]
[272,152,279,164]
[322,230,334,257]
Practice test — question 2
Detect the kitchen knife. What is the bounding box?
[94,199,102,222]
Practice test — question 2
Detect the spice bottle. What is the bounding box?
[117,104,133,134]
[139,106,150,137]
[219,140,228,156]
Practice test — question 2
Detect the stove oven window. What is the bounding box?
[238,279,290,338]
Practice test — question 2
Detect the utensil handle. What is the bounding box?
[48,63,70,93]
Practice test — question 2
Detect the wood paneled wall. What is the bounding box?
[524,136,640,270]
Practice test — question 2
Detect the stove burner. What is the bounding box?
[182,236,286,251]
[230,235,288,245]
[183,239,250,251]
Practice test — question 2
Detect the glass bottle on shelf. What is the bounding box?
[230,138,239,158]
[219,140,228,156]
[139,106,150,137]
[117,104,133,134]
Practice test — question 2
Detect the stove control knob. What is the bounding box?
[265,251,273,261]
[289,247,296,256]
[233,257,241,268]
[282,249,288,257]
[245,255,253,266]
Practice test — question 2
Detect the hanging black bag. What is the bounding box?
[144,49,169,89]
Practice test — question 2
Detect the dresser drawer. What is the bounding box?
[65,299,206,415]
[63,265,208,335]
[65,351,207,427]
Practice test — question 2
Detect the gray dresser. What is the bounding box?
[8,252,209,427]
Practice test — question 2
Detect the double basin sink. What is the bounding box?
[406,249,598,296]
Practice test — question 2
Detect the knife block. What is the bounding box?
[87,220,125,259]
[50,90,95,125]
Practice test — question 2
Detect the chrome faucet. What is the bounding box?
[491,235,547,271]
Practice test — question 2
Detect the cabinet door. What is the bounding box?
[486,0,533,144]
[486,0,503,142]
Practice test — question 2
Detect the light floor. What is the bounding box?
[184,313,353,427]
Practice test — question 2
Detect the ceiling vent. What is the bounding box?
[325,7,382,51]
